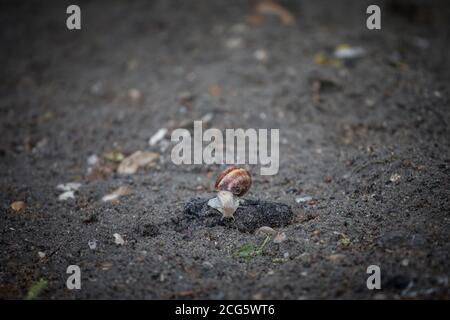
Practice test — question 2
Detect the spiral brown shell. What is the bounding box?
[214,167,252,197]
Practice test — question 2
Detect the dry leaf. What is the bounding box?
[255,0,295,26]
[102,186,132,202]
[11,201,26,211]
[117,151,159,175]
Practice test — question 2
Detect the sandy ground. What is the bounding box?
[1,0,449,299]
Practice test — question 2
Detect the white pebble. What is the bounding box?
[113,233,125,246]
[149,128,168,146]
[58,191,75,201]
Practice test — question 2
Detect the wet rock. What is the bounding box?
[183,197,294,233]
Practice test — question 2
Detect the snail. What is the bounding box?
[207,167,252,218]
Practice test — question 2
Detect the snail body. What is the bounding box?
[208,167,252,218]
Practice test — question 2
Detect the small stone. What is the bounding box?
[295,196,312,203]
[38,251,46,259]
[149,128,168,146]
[88,239,97,250]
[201,112,214,123]
[102,186,132,202]
[128,88,142,101]
[225,37,243,49]
[11,201,26,211]
[273,232,287,244]
[57,182,82,192]
[58,191,75,201]
[328,253,346,263]
[254,49,268,62]
[252,293,263,300]
[256,226,277,236]
[87,154,99,166]
[390,173,401,183]
[401,259,409,267]
[202,261,214,268]
[334,44,365,59]
[113,233,125,246]
[100,262,113,270]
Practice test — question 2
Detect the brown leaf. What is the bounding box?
[117,151,160,175]
[11,201,26,211]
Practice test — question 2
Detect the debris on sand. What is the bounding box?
[328,253,346,263]
[149,128,168,146]
[254,0,295,26]
[128,88,142,101]
[273,232,287,244]
[87,154,99,166]
[208,84,223,97]
[338,233,351,247]
[87,154,99,174]
[102,186,132,202]
[38,251,46,259]
[390,173,401,183]
[234,237,270,261]
[57,182,82,201]
[88,239,97,250]
[57,182,82,192]
[313,52,341,67]
[117,151,159,175]
[113,233,125,246]
[334,44,365,59]
[102,151,125,163]
[184,198,293,233]
[256,226,277,236]
[58,191,75,201]
[254,49,268,62]
[25,279,48,300]
[11,201,26,211]
[225,37,243,49]
[295,196,312,203]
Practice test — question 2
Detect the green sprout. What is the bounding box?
[234,235,271,261]
[25,278,48,300]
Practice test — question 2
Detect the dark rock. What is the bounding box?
[183,197,294,233]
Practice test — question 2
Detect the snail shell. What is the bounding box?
[214,167,252,197]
